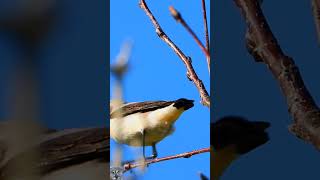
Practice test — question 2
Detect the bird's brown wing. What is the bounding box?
[110,101,174,118]
[0,127,109,178]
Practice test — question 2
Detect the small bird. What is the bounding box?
[0,120,109,180]
[110,98,194,160]
[211,116,270,179]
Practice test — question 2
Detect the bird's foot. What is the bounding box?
[144,154,157,160]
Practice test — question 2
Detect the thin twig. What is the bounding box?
[234,0,320,150]
[123,147,210,171]
[169,6,210,72]
[312,0,320,45]
[201,0,210,73]
[139,0,210,107]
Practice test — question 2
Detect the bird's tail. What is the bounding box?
[173,98,194,110]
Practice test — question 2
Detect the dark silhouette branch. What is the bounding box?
[139,0,210,107]
[123,147,210,171]
[234,0,320,150]
[312,0,320,45]
[199,172,209,180]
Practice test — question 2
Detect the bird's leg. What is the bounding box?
[144,143,158,160]
[141,130,157,160]
[142,129,146,159]
[151,143,158,159]
[122,130,147,165]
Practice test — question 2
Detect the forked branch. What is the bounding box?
[139,0,210,107]
[169,6,210,69]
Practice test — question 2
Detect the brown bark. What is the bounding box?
[234,0,320,150]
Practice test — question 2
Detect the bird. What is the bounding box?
[211,116,270,179]
[110,98,194,160]
[0,120,109,180]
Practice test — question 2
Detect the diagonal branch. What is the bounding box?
[201,0,210,72]
[234,0,320,150]
[312,0,320,45]
[123,147,210,171]
[169,6,210,72]
[139,0,210,107]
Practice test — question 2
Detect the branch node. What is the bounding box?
[156,28,164,37]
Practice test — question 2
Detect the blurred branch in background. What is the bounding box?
[234,0,320,150]
[0,0,56,56]
[110,41,133,101]
[139,0,210,108]
[0,1,57,179]
[110,41,136,179]
[312,0,320,45]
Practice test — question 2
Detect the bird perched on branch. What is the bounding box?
[110,98,194,160]
[211,116,270,179]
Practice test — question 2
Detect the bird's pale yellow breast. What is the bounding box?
[212,146,239,179]
[147,104,184,126]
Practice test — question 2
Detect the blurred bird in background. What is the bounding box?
[0,1,57,179]
[211,116,270,179]
[0,0,56,122]
[0,1,109,179]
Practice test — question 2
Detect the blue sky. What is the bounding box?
[214,1,320,179]
[110,0,210,179]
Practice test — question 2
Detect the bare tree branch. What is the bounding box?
[201,0,210,73]
[312,0,320,45]
[169,6,210,72]
[123,147,210,171]
[234,0,320,150]
[139,0,210,107]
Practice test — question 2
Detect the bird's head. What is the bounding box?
[211,116,270,154]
